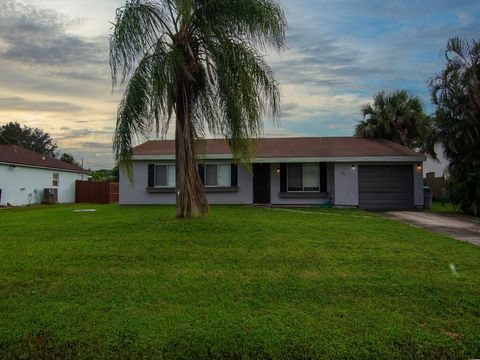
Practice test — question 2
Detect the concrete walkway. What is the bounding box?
[383,211,480,246]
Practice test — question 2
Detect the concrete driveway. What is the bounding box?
[383,211,480,246]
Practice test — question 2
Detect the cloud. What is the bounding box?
[268,0,480,132]
[48,70,103,81]
[0,96,82,112]
[0,0,107,67]
[272,28,406,93]
[78,141,112,150]
[0,1,118,169]
[262,126,311,138]
[54,128,113,141]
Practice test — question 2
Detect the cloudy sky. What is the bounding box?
[0,0,479,169]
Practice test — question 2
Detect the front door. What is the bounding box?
[253,163,271,204]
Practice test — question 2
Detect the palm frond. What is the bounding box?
[206,36,280,162]
[110,0,172,87]
[194,0,286,50]
[113,54,155,180]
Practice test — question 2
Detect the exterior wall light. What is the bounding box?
[351,165,356,171]
[416,163,422,171]
[275,167,280,175]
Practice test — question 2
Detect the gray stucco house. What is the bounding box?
[120,137,426,210]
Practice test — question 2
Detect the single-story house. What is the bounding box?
[120,137,426,210]
[0,145,89,206]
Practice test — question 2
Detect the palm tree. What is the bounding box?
[354,90,430,149]
[429,37,480,215]
[429,38,480,153]
[110,0,286,217]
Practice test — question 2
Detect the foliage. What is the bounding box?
[0,122,58,157]
[428,38,480,215]
[354,90,431,149]
[1,205,479,358]
[90,166,119,182]
[59,152,80,166]
[109,0,286,217]
[430,201,461,215]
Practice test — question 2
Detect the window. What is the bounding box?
[205,164,217,186]
[155,165,175,187]
[303,163,320,191]
[287,163,320,192]
[287,164,302,191]
[200,164,231,187]
[52,173,59,187]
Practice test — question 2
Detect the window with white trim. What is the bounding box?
[287,163,320,192]
[52,173,59,187]
[201,164,231,187]
[155,164,175,187]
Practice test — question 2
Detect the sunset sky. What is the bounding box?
[0,0,479,169]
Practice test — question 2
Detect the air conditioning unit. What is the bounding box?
[43,188,58,204]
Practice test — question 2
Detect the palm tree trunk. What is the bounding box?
[175,82,208,218]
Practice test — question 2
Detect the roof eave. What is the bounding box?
[0,161,90,174]
[132,154,427,162]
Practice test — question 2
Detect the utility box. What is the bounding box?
[43,188,58,204]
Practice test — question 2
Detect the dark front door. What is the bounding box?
[253,163,271,204]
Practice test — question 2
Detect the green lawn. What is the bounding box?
[1,205,479,359]
[430,201,463,215]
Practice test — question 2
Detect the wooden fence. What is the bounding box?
[424,173,445,200]
[75,181,119,204]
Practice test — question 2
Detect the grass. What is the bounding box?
[430,201,462,215]
[1,204,479,359]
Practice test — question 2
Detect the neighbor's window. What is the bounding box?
[287,163,319,192]
[52,173,59,187]
[202,164,231,187]
[155,165,175,187]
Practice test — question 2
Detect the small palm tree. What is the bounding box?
[110,0,286,217]
[355,90,430,149]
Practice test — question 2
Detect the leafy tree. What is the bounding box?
[91,166,119,182]
[354,90,431,149]
[111,165,119,182]
[0,122,58,157]
[60,152,80,166]
[428,38,480,215]
[110,0,286,217]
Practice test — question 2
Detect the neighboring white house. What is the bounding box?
[0,145,89,206]
[424,143,449,178]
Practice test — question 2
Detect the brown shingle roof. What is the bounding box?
[133,137,424,158]
[0,145,89,173]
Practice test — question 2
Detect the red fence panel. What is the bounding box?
[75,181,119,204]
[109,182,119,203]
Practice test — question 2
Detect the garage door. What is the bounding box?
[359,165,414,210]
